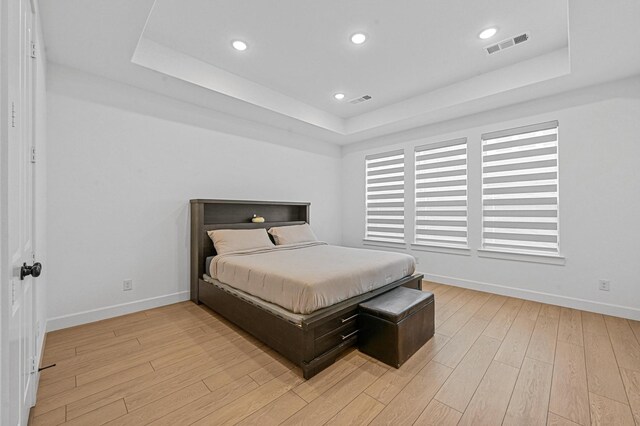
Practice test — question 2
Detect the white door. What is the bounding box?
[3,0,39,424]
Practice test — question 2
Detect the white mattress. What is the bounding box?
[209,242,416,314]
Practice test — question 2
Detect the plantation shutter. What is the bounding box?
[482,121,559,255]
[414,138,468,248]
[365,149,405,243]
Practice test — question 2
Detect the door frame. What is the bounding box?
[1,0,11,423]
[0,0,40,423]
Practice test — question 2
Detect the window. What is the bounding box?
[481,121,559,255]
[414,138,468,248]
[365,149,405,243]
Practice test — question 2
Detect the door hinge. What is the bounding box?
[11,101,16,127]
[11,279,16,306]
[31,41,36,59]
[31,146,36,163]
[31,357,37,374]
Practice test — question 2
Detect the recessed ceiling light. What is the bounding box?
[334,93,345,100]
[351,33,367,45]
[232,40,248,51]
[478,28,497,40]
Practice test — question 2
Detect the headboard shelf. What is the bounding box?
[204,221,306,231]
[190,199,310,302]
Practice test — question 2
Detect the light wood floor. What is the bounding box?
[31,283,640,426]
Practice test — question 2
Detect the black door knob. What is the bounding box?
[20,262,42,280]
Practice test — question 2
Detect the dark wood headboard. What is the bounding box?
[189,199,310,302]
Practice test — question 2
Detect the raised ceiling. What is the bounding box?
[134,0,569,134]
[139,0,568,119]
[39,0,640,145]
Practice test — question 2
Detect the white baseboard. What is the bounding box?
[422,272,640,321]
[46,291,191,331]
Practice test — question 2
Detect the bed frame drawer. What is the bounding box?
[314,321,358,357]
[313,308,359,339]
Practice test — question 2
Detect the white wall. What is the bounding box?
[342,77,640,320]
[45,66,640,329]
[46,66,342,330]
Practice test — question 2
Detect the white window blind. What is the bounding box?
[365,149,405,243]
[414,138,468,248]
[482,121,559,255]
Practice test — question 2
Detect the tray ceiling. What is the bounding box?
[133,0,569,134]
[39,0,640,144]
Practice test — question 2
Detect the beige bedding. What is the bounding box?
[209,242,416,314]
[202,275,309,325]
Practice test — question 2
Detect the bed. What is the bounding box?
[190,199,424,378]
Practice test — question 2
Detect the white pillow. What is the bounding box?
[268,223,318,245]
[207,228,274,255]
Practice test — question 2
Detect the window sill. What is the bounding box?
[477,248,566,265]
[362,239,407,250]
[411,243,471,256]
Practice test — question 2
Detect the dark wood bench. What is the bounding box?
[358,287,435,368]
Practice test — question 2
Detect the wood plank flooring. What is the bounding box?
[31,283,640,425]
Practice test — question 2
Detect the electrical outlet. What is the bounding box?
[123,279,133,291]
[598,280,610,291]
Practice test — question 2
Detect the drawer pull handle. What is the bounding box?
[341,330,358,340]
[340,314,358,323]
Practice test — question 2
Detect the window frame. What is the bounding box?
[413,137,469,251]
[363,149,406,245]
[480,120,563,260]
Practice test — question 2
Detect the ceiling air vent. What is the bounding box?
[499,39,515,50]
[513,33,529,44]
[486,44,500,54]
[349,95,372,105]
[486,32,530,55]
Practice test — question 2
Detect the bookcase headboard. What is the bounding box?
[189,199,310,302]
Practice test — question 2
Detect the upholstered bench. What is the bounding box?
[358,287,435,368]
